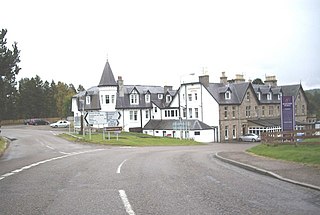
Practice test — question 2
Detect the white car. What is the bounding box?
[50,120,70,128]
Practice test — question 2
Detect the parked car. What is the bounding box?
[239,133,261,142]
[25,118,50,125]
[50,120,70,128]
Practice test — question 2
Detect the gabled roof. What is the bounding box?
[98,61,117,87]
[205,82,250,105]
[281,84,301,97]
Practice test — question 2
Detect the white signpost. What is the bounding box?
[84,111,122,140]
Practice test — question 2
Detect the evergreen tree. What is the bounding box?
[0,29,21,120]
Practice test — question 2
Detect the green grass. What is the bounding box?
[60,132,203,147]
[0,137,6,153]
[247,144,320,165]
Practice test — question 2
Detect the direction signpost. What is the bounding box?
[83,111,122,140]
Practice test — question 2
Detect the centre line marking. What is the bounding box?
[119,190,135,215]
[0,149,105,182]
[117,159,127,174]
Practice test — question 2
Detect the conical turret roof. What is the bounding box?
[98,60,117,87]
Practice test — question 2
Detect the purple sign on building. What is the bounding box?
[281,96,295,131]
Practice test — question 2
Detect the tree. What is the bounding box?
[0,29,21,120]
[252,78,264,85]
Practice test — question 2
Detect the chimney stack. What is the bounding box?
[199,75,209,87]
[264,75,277,87]
[220,72,228,85]
[234,74,245,83]
[164,85,173,94]
[117,76,124,97]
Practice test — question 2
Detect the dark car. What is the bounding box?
[26,119,50,125]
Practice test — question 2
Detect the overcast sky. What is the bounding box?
[1,0,320,90]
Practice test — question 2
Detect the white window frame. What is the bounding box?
[130,91,139,105]
[267,92,272,101]
[225,91,231,100]
[86,96,91,105]
[145,94,150,103]
[130,110,138,121]
[166,95,171,103]
[158,94,163,99]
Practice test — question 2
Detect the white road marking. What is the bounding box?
[46,145,55,150]
[0,149,105,181]
[119,190,135,215]
[117,159,128,174]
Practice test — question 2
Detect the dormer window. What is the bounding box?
[86,96,91,105]
[267,92,272,101]
[158,94,163,99]
[145,93,150,103]
[130,90,139,105]
[166,95,171,103]
[225,90,231,100]
[257,92,261,100]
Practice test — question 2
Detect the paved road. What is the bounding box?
[1,126,319,215]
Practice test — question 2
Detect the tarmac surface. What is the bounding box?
[216,151,320,191]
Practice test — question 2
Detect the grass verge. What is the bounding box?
[0,137,6,154]
[60,132,203,146]
[247,144,320,165]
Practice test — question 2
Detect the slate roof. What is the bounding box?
[205,82,250,104]
[116,85,167,109]
[143,119,213,130]
[98,61,117,87]
[248,118,309,127]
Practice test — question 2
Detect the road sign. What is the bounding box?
[84,112,107,125]
[84,111,121,127]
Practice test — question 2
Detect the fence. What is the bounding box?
[261,129,320,145]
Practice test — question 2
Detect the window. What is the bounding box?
[171,110,175,117]
[225,91,231,100]
[225,126,229,139]
[183,108,186,118]
[257,92,261,100]
[269,106,274,116]
[255,106,258,117]
[245,106,251,118]
[105,95,110,104]
[302,105,305,114]
[267,92,272,100]
[158,94,163,99]
[130,92,139,104]
[154,107,158,113]
[100,95,104,104]
[86,96,91,105]
[189,108,192,118]
[165,110,168,117]
[111,95,115,103]
[166,95,171,103]
[246,92,250,101]
[194,131,200,135]
[145,94,150,103]
[195,108,199,118]
[130,110,138,121]
[195,93,198,101]
[188,94,192,101]
[232,125,236,139]
[146,110,149,119]
[262,106,265,116]
[175,110,178,116]
[224,107,228,118]
[278,93,281,100]
[232,106,236,118]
